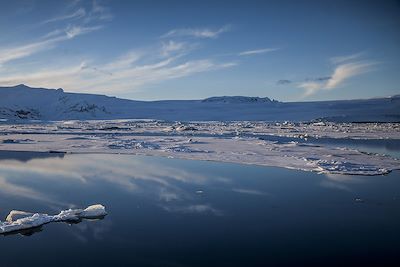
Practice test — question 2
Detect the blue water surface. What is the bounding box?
[0,151,399,267]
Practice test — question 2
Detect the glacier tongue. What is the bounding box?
[0,204,107,234]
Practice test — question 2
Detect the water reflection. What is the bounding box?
[0,150,65,162]
[2,216,106,237]
[0,152,232,214]
[2,226,44,237]
[0,152,399,267]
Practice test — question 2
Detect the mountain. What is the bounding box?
[202,96,276,103]
[0,84,399,122]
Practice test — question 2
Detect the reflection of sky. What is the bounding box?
[0,153,399,211]
[0,154,242,214]
[1,152,400,266]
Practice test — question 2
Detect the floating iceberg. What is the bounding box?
[0,204,107,234]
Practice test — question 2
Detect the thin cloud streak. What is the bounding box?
[40,7,86,24]
[102,51,142,72]
[330,52,364,64]
[162,25,231,39]
[80,0,113,23]
[238,47,279,56]
[0,25,102,65]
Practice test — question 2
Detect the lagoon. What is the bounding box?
[0,151,399,266]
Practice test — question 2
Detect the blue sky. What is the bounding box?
[0,0,399,101]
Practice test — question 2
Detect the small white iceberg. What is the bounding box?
[0,204,107,234]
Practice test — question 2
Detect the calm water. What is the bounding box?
[0,151,399,267]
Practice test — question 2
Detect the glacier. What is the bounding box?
[0,84,399,122]
[0,85,399,176]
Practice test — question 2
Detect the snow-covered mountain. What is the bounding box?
[202,96,276,103]
[0,84,399,122]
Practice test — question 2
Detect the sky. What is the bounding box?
[0,0,399,101]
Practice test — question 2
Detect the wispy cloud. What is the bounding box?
[84,0,113,22]
[0,4,237,95]
[298,81,325,96]
[162,25,231,39]
[0,46,236,94]
[0,0,111,66]
[330,52,364,64]
[0,25,102,65]
[41,7,86,24]
[65,25,103,38]
[160,40,188,57]
[298,53,376,96]
[325,61,375,89]
[238,47,279,56]
[102,51,142,72]
[68,0,82,9]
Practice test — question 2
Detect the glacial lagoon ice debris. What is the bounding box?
[0,204,107,234]
[80,204,108,218]
[6,210,35,223]
[0,120,399,176]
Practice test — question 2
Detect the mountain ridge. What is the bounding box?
[1,84,399,122]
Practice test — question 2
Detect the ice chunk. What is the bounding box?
[0,204,107,235]
[53,209,84,221]
[1,213,52,234]
[80,204,107,218]
[6,210,35,223]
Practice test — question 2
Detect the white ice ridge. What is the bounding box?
[0,204,107,234]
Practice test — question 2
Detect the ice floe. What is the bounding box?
[0,204,107,234]
[0,120,399,176]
